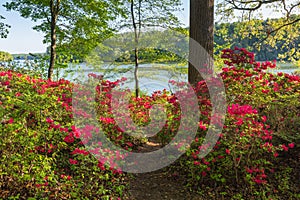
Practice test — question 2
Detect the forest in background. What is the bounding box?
[6,15,300,67]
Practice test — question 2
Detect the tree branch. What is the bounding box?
[225,0,281,11]
[257,17,300,46]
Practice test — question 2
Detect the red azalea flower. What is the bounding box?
[8,118,14,124]
[225,149,230,155]
[64,133,74,143]
[235,118,243,125]
[15,92,21,97]
[253,178,266,185]
[281,144,288,151]
[194,161,200,166]
[199,121,207,130]
[71,148,89,156]
[126,142,133,147]
[69,158,78,165]
[3,81,10,86]
[246,168,253,174]
[46,118,53,124]
[97,162,106,170]
[288,143,295,148]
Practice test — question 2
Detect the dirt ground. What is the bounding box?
[122,140,202,200]
[122,140,300,200]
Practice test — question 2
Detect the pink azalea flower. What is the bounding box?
[288,143,295,148]
[69,159,78,165]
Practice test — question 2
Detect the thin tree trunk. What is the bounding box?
[131,0,140,98]
[49,0,59,80]
[188,0,214,86]
[134,47,139,97]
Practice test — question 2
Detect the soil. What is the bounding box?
[122,140,202,200]
[122,139,300,200]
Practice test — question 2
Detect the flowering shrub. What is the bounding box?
[221,47,300,144]
[187,103,284,186]
[181,47,299,198]
[0,71,125,199]
[0,70,183,199]
[0,47,298,199]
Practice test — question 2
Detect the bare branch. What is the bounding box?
[225,0,282,11]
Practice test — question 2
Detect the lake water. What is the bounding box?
[2,60,299,94]
[57,63,300,94]
[58,63,188,94]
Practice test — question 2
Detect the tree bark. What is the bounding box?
[188,0,214,86]
[131,0,140,98]
[48,0,59,80]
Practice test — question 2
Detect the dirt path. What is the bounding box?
[123,141,202,200]
[122,140,300,199]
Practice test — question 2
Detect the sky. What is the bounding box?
[0,2,47,54]
[0,0,278,55]
[0,1,190,54]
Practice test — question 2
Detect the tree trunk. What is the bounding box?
[134,47,139,98]
[188,0,214,86]
[48,0,59,80]
[131,0,140,98]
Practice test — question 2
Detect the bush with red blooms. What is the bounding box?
[0,71,125,199]
[0,47,298,199]
[182,47,299,198]
[220,47,299,142]
[0,69,182,199]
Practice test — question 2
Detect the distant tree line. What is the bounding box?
[215,14,300,62]
[108,14,300,64]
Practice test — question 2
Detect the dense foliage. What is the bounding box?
[86,30,188,66]
[91,14,300,66]
[0,14,10,38]
[0,51,13,62]
[0,72,125,199]
[0,48,299,199]
[215,15,300,63]
[181,47,299,198]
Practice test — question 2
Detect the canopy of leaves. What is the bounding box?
[119,0,183,30]
[4,0,124,60]
[214,0,300,63]
[0,14,10,38]
[215,15,300,63]
[0,51,13,62]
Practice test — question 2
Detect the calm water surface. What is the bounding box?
[3,60,299,94]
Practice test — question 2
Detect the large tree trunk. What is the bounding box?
[48,0,59,80]
[188,0,214,86]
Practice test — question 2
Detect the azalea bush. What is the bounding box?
[0,69,182,199]
[181,47,299,198]
[0,47,298,199]
[90,76,182,148]
[221,47,300,145]
[0,71,125,199]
